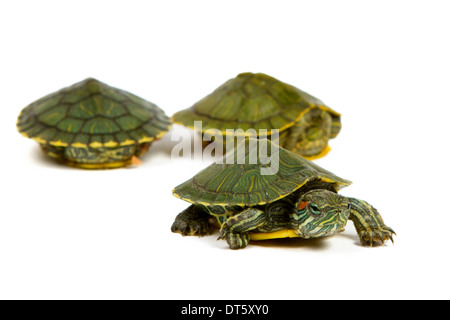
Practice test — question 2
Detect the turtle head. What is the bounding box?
[293,190,350,238]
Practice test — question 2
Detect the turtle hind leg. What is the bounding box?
[348,198,396,246]
[171,205,212,237]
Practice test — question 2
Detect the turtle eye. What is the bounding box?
[310,204,320,215]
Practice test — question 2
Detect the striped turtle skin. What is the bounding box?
[171,72,341,159]
[17,78,171,169]
[171,139,395,249]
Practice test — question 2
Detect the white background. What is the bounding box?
[0,0,449,300]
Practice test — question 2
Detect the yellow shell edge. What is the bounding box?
[29,127,171,149]
[171,105,339,136]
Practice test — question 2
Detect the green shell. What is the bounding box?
[17,78,171,148]
[173,139,351,207]
[171,72,340,135]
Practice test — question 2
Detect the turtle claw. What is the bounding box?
[348,198,396,248]
[359,226,396,247]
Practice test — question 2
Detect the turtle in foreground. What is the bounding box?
[17,78,171,169]
[171,139,395,249]
[171,72,341,160]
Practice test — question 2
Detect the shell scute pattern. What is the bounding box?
[172,72,320,133]
[173,139,351,210]
[17,78,171,148]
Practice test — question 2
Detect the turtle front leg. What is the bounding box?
[218,208,266,249]
[171,205,212,236]
[348,198,396,246]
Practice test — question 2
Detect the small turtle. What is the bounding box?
[171,72,341,159]
[171,139,395,249]
[17,78,171,169]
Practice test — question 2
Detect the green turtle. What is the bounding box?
[171,139,395,249]
[17,78,171,169]
[171,72,341,159]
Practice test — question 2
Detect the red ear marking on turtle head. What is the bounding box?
[297,201,308,210]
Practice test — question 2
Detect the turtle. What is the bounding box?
[171,138,395,249]
[17,78,171,169]
[171,72,341,160]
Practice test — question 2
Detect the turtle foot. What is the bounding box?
[218,229,250,250]
[359,226,396,247]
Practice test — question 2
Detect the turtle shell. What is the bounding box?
[171,72,340,136]
[17,78,171,149]
[173,139,351,207]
